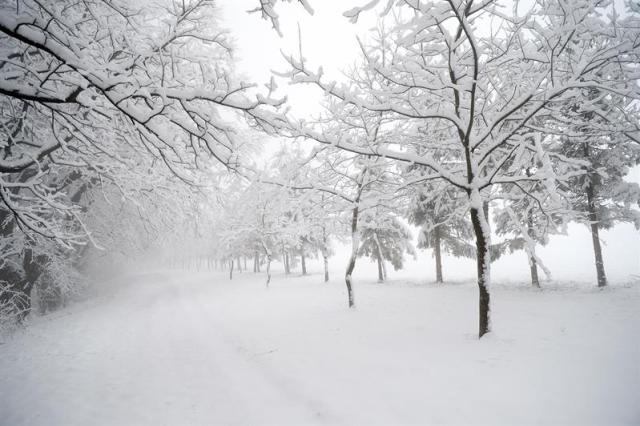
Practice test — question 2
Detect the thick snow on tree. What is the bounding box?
[204,151,350,286]
[553,89,640,287]
[408,183,475,283]
[281,0,640,337]
[0,3,638,421]
[0,0,288,325]
[288,132,402,306]
[215,181,288,284]
[250,0,315,36]
[358,211,416,282]
[0,0,285,239]
[492,160,572,288]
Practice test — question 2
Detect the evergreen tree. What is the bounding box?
[555,89,640,287]
[358,213,415,282]
[408,185,474,283]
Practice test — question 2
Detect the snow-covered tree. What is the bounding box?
[281,0,640,336]
[0,0,289,321]
[492,158,571,288]
[294,110,401,306]
[0,0,285,245]
[407,182,475,283]
[251,0,315,36]
[556,94,640,287]
[358,211,415,282]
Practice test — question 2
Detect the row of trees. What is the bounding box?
[201,117,637,309]
[0,0,287,327]
[1,0,639,339]
[195,147,417,290]
[269,0,640,337]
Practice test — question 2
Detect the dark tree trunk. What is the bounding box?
[0,266,25,320]
[229,259,234,280]
[345,205,359,308]
[434,226,443,283]
[16,248,46,321]
[244,257,247,271]
[529,256,540,288]
[254,252,258,273]
[526,210,540,288]
[470,207,491,338]
[377,253,384,283]
[587,184,608,287]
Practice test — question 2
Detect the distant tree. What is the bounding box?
[304,137,400,306]
[407,184,474,283]
[493,160,571,288]
[554,89,640,287]
[358,212,415,282]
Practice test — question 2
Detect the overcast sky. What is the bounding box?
[218,1,640,283]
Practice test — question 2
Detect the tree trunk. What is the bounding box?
[266,255,272,287]
[322,227,329,282]
[587,184,608,287]
[526,213,540,288]
[434,226,443,283]
[345,205,359,308]
[323,252,329,282]
[229,259,234,280]
[301,249,307,275]
[16,248,46,321]
[376,254,384,283]
[523,168,541,288]
[373,231,386,283]
[470,206,491,338]
[284,247,290,275]
[285,251,290,274]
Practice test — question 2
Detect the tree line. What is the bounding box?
[0,0,638,338]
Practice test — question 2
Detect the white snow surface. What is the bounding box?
[1,266,639,426]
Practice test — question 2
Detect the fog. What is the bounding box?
[1,1,639,425]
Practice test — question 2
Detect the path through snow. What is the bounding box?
[1,270,638,425]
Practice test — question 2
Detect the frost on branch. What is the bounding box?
[281,0,640,336]
[0,0,287,326]
[249,0,315,36]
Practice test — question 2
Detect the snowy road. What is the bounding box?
[1,270,639,425]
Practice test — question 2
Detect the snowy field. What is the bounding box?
[1,261,639,426]
[3,2,640,426]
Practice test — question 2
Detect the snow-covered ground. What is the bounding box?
[1,263,638,426]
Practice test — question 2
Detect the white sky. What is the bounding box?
[220,0,377,117]
[218,1,640,283]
